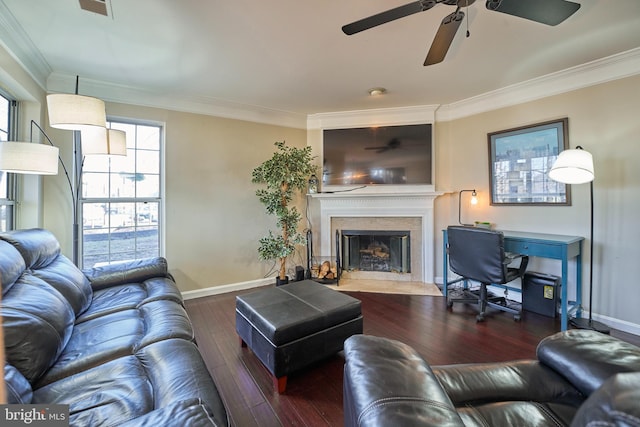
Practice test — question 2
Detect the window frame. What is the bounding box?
[0,91,18,231]
[78,118,165,267]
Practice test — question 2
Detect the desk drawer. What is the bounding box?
[505,240,563,259]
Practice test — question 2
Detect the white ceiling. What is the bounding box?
[1,0,640,126]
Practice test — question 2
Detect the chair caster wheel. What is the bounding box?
[514,315,521,322]
[476,314,485,322]
[447,301,453,309]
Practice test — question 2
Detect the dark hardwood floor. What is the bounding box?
[185,286,640,427]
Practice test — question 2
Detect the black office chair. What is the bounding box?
[446,225,529,322]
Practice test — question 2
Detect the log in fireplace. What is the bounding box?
[341,230,410,274]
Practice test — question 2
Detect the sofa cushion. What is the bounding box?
[0,240,25,294]
[31,254,92,316]
[457,401,578,427]
[36,300,195,388]
[4,363,33,404]
[432,360,584,407]
[537,329,640,396]
[77,276,183,322]
[2,273,75,383]
[33,339,228,427]
[0,228,60,270]
[0,228,92,316]
[117,399,226,427]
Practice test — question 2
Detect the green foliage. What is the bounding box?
[252,141,317,279]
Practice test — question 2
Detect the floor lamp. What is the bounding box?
[549,146,610,334]
[0,86,126,265]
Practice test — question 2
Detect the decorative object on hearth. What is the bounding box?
[252,141,317,285]
[458,189,477,226]
[342,0,580,66]
[549,146,609,334]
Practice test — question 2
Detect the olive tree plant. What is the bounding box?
[252,141,317,283]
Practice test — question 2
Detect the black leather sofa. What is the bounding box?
[343,330,640,427]
[1,228,229,426]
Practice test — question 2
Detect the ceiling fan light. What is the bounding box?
[47,93,107,131]
[0,141,59,175]
[368,87,387,96]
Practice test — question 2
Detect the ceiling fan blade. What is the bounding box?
[424,10,464,66]
[485,0,580,26]
[342,1,437,35]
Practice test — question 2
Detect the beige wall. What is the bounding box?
[2,40,639,330]
[434,74,640,328]
[93,103,307,291]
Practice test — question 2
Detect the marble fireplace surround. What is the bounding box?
[311,191,444,283]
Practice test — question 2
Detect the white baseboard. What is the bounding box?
[434,275,640,337]
[181,277,274,300]
[593,313,640,337]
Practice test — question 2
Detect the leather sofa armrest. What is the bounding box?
[537,330,640,396]
[570,372,640,427]
[343,335,464,427]
[117,399,226,427]
[83,257,172,290]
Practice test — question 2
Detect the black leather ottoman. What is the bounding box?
[235,280,363,392]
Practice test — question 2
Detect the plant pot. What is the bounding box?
[275,276,289,286]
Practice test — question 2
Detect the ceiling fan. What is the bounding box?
[342,0,581,66]
[364,138,403,153]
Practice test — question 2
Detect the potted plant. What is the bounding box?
[252,141,317,285]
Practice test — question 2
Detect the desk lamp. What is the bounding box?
[458,189,478,226]
[549,146,609,334]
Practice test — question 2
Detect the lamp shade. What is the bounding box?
[81,128,127,156]
[47,93,107,131]
[0,141,59,175]
[549,148,594,184]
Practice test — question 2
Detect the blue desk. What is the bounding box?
[442,229,584,331]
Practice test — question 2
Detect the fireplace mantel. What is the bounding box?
[309,190,445,283]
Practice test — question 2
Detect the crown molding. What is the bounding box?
[46,72,308,129]
[49,44,640,129]
[435,47,640,122]
[2,0,639,131]
[307,105,439,130]
[0,0,50,91]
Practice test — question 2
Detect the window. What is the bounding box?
[80,120,163,267]
[0,92,16,231]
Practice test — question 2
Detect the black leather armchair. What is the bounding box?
[446,225,528,321]
[343,330,640,427]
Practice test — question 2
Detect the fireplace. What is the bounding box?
[309,190,445,283]
[342,230,410,274]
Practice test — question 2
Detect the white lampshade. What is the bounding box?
[549,148,595,184]
[0,141,59,175]
[47,93,107,131]
[81,128,127,156]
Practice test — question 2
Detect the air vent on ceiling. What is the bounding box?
[79,0,108,16]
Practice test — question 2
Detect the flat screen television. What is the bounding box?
[322,124,432,186]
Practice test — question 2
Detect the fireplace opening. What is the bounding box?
[341,230,410,274]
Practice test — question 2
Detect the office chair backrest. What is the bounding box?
[447,226,507,285]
